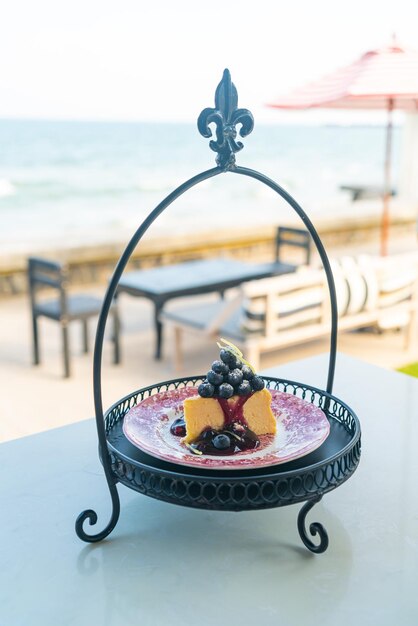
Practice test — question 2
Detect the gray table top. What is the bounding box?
[2,353,418,626]
[117,258,294,298]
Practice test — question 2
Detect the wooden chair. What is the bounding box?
[28,257,120,378]
[160,252,418,370]
[275,226,312,266]
[160,269,328,371]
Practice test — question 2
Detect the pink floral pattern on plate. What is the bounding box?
[123,387,330,470]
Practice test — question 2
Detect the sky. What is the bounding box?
[1,0,418,124]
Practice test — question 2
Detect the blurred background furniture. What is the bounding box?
[28,257,120,378]
[161,269,327,370]
[116,256,298,360]
[161,252,418,370]
[340,184,397,202]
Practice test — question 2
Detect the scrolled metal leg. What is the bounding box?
[75,480,120,543]
[297,495,329,553]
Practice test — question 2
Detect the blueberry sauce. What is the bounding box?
[170,394,260,456]
[189,423,260,456]
[216,394,252,427]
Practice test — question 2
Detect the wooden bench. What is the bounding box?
[160,252,418,370]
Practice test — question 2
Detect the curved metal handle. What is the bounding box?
[93,166,338,435]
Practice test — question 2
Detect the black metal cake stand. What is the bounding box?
[75,70,362,553]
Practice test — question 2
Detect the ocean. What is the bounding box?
[0,119,401,256]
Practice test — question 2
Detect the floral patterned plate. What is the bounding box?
[123,387,330,470]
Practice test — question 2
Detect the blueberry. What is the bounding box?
[251,376,265,391]
[201,428,217,442]
[198,381,215,397]
[227,368,243,387]
[170,418,186,437]
[207,370,224,385]
[218,383,234,399]
[212,434,231,450]
[219,349,239,368]
[212,360,229,375]
[236,380,252,396]
[240,428,259,449]
[241,365,254,380]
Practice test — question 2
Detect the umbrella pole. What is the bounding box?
[381,98,394,256]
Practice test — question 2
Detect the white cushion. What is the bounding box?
[356,255,379,312]
[330,256,379,317]
[329,259,350,317]
[340,256,369,315]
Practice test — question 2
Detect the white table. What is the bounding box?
[1,353,418,626]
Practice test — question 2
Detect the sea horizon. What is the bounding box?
[0,115,401,128]
[0,118,401,258]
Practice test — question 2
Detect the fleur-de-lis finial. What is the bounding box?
[197,69,254,170]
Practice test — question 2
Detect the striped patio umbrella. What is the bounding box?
[267,41,418,255]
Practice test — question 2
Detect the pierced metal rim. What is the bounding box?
[104,375,361,482]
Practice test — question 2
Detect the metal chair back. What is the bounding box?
[28,257,69,320]
[275,226,312,265]
[27,256,120,378]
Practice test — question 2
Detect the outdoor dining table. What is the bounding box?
[116,257,295,359]
[2,353,417,625]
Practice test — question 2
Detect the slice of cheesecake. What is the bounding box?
[182,396,225,444]
[177,339,278,452]
[241,388,277,435]
[183,388,276,444]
